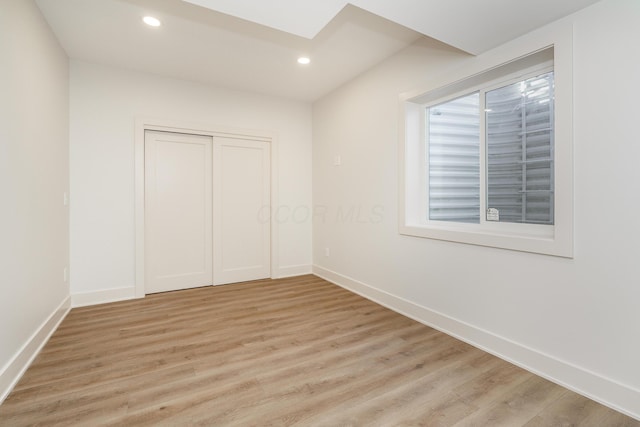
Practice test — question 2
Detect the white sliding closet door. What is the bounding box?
[145,130,213,294]
[213,137,271,285]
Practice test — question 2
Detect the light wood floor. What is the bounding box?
[1,275,637,426]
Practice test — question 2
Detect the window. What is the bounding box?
[400,46,573,257]
[427,71,555,226]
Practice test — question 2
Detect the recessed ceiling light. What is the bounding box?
[143,16,161,27]
[297,57,311,65]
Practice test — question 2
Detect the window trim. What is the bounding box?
[399,34,573,258]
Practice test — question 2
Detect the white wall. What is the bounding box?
[0,0,70,400]
[70,61,312,301]
[313,0,640,418]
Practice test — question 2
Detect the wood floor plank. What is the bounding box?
[452,376,568,427]
[0,275,637,426]
[299,349,494,427]
[523,391,639,427]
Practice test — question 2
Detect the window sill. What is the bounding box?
[400,222,572,258]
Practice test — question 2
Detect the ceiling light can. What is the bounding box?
[143,16,161,27]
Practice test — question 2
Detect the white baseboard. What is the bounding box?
[275,264,312,279]
[71,272,317,307]
[71,286,137,308]
[313,265,640,421]
[0,295,71,404]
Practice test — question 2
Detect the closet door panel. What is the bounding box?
[213,137,270,285]
[145,130,213,294]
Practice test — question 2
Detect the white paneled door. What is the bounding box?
[145,131,213,293]
[213,137,271,285]
[144,130,270,294]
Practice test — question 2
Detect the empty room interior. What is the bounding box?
[1,0,640,425]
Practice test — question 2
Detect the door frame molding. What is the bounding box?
[134,117,279,298]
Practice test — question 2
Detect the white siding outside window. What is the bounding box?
[428,93,480,224]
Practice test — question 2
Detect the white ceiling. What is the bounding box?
[182,0,602,55]
[36,0,600,102]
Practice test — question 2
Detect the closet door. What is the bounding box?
[145,130,213,293]
[213,137,271,285]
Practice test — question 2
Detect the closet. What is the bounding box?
[144,130,270,294]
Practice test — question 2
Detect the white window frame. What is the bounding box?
[424,64,554,231]
[399,35,573,258]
